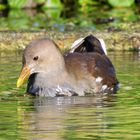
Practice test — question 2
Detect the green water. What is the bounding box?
[0,1,140,31]
[0,51,140,140]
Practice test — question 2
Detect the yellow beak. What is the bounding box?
[16,65,30,88]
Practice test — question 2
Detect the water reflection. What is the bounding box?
[0,3,140,30]
[20,95,116,140]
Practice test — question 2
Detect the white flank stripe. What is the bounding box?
[95,77,103,83]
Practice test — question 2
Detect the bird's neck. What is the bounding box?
[35,64,71,88]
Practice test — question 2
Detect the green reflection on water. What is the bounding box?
[0,51,140,140]
[0,3,140,31]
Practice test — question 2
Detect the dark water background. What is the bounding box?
[0,50,140,140]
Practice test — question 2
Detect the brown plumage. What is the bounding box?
[17,35,119,97]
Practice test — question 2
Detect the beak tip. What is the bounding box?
[16,78,22,88]
[16,84,20,88]
[16,65,31,88]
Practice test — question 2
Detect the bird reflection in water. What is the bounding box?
[19,95,116,140]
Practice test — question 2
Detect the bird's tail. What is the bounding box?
[70,34,107,55]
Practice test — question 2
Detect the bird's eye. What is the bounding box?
[33,56,39,61]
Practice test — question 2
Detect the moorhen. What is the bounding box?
[17,35,119,97]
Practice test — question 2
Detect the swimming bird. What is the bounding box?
[17,35,119,97]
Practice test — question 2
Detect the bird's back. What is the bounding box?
[64,35,119,94]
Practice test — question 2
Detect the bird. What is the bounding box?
[16,35,119,97]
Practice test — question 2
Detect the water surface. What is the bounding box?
[0,51,140,140]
